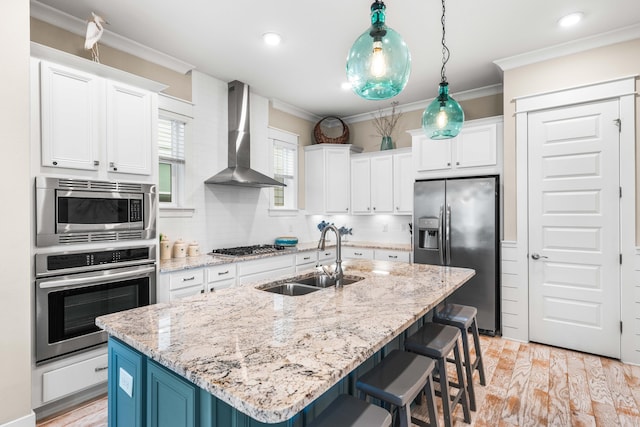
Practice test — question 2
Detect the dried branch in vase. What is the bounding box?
[372,102,403,138]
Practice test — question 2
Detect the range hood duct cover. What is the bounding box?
[205,80,285,188]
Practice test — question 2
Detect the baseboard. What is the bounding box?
[0,411,36,427]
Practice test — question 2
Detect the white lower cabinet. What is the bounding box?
[342,247,374,260]
[161,268,205,302]
[33,345,108,409]
[296,251,318,272]
[206,264,237,292]
[317,249,336,266]
[374,249,411,263]
[237,255,295,285]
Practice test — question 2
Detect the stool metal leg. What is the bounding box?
[459,326,476,411]
[471,318,486,386]
[453,342,471,423]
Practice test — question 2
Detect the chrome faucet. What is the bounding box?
[317,224,344,287]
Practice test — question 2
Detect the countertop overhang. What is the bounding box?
[97,259,474,423]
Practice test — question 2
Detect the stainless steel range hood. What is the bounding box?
[205,80,285,188]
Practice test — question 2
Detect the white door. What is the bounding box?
[528,100,620,358]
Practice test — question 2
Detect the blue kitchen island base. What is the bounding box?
[107,319,425,427]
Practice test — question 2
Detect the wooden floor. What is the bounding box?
[37,335,640,427]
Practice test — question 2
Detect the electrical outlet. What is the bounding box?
[383,224,388,232]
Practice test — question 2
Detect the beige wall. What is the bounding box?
[268,105,315,210]
[30,17,192,101]
[0,0,32,424]
[502,38,640,241]
[348,93,504,153]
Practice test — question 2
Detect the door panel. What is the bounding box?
[528,100,620,358]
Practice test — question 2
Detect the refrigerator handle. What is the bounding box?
[438,205,445,265]
[445,204,452,265]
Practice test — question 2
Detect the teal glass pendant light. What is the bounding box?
[346,1,411,100]
[422,0,464,139]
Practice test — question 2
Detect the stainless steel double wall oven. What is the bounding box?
[34,177,157,363]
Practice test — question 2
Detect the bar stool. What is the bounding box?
[405,323,471,427]
[356,350,439,427]
[307,394,392,427]
[433,304,486,411]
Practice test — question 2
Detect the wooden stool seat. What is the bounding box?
[307,394,392,427]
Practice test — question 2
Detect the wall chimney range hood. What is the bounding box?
[205,80,285,188]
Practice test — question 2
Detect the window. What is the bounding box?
[269,128,299,212]
[158,114,185,206]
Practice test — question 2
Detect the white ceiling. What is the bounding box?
[33,0,640,118]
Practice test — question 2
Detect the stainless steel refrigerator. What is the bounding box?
[413,176,500,335]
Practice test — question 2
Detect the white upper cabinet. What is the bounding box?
[393,150,413,214]
[106,80,153,175]
[351,152,394,214]
[410,116,503,180]
[40,61,102,171]
[33,49,164,181]
[305,144,362,214]
[351,148,411,215]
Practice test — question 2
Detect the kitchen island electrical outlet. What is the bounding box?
[119,367,133,398]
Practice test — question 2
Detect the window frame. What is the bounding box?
[157,94,193,217]
[268,127,299,216]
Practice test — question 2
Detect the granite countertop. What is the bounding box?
[159,241,412,273]
[97,259,474,423]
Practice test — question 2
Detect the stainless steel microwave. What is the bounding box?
[35,176,157,247]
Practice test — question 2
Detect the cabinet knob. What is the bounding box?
[109,161,117,171]
[94,160,100,166]
[456,161,460,165]
[52,161,58,166]
[396,206,399,210]
[346,208,349,212]
[447,162,451,166]
[373,207,376,211]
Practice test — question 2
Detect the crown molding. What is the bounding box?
[495,23,640,71]
[270,99,321,123]
[344,84,503,124]
[30,0,195,75]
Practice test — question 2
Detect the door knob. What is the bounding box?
[531,253,548,260]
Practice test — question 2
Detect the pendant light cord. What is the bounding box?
[440,0,450,84]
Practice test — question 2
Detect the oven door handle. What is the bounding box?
[38,265,156,289]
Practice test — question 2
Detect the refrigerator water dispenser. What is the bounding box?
[418,217,439,250]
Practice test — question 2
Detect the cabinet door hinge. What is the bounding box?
[620,254,623,264]
[620,187,622,198]
[621,321,623,334]
[614,118,622,132]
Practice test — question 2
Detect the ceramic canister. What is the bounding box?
[160,235,172,260]
[187,242,200,257]
[172,238,187,258]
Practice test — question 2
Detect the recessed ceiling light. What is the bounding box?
[558,12,583,28]
[262,32,282,46]
[341,82,352,90]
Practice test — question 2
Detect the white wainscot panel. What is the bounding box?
[500,241,528,342]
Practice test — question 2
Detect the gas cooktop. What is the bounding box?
[209,244,287,257]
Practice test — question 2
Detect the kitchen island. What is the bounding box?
[96,259,474,426]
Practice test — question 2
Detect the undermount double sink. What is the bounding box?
[258,273,364,296]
